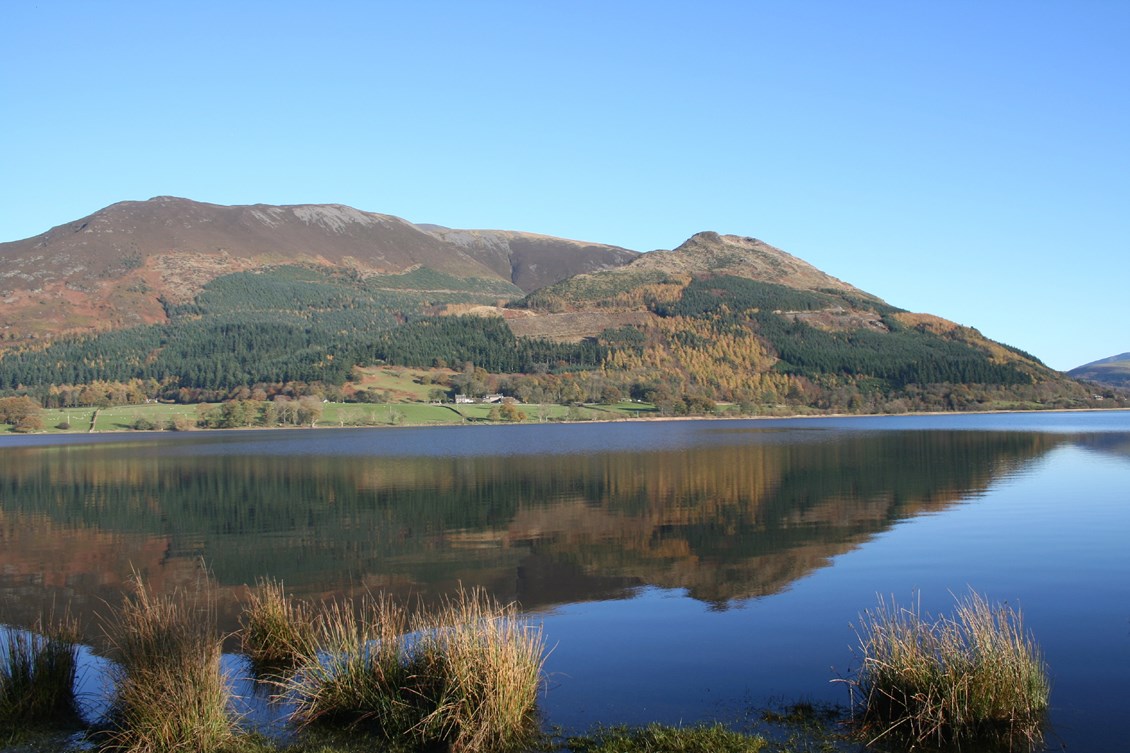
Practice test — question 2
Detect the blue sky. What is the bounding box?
[3,1,1127,371]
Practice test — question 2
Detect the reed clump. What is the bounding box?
[100,574,236,753]
[239,578,316,669]
[413,588,548,751]
[286,587,546,753]
[850,590,1049,749]
[0,614,81,730]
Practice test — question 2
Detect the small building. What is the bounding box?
[454,393,506,404]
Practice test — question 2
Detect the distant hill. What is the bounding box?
[0,198,1120,415]
[1069,353,1130,387]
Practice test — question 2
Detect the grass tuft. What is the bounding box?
[411,588,547,751]
[849,590,1049,749]
[240,578,317,670]
[285,593,413,732]
[0,614,81,731]
[286,587,546,752]
[99,572,236,752]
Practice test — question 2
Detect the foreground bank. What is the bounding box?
[4,579,1046,753]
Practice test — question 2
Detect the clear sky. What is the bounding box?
[3,1,1127,371]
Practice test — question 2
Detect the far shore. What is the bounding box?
[4,400,1127,439]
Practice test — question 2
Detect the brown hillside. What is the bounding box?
[0,197,637,344]
[421,227,639,292]
[629,231,870,294]
[0,196,499,295]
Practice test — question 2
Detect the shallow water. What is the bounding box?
[2,411,1127,749]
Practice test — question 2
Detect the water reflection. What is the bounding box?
[0,422,1074,644]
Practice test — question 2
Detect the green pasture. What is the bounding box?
[34,405,202,433]
[8,399,662,434]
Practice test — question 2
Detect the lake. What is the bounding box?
[2,411,1128,750]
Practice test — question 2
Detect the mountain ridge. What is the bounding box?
[1,197,1121,416]
[0,196,636,342]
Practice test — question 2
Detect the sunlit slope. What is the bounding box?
[508,231,1088,409]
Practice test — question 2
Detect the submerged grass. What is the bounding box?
[562,723,769,753]
[0,613,81,731]
[286,587,547,753]
[849,590,1049,750]
[99,573,236,753]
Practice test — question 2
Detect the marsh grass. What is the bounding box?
[240,578,317,670]
[849,591,1049,749]
[412,588,548,751]
[99,573,236,752]
[0,614,81,731]
[286,587,546,752]
[285,594,413,731]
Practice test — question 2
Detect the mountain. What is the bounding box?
[1069,353,1130,387]
[0,196,636,343]
[494,231,1105,412]
[0,198,1120,415]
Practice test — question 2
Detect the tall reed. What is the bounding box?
[412,588,547,752]
[239,578,316,669]
[0,614,80,730]
[101,573,235,752]
[850,590,1049,749]
[286,587,546,753]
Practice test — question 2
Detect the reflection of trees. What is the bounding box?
[0,430,1066,640]
[499,432,1064,604]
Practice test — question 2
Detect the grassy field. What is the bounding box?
[25,405,202,433]
[350,365,456,402]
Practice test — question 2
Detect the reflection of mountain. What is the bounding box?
[0,430,1065,640]
[1072,433,1130,463]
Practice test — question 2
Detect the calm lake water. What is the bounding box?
[2,411,1128,750]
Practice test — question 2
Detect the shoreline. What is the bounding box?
[5,403,1128,441]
